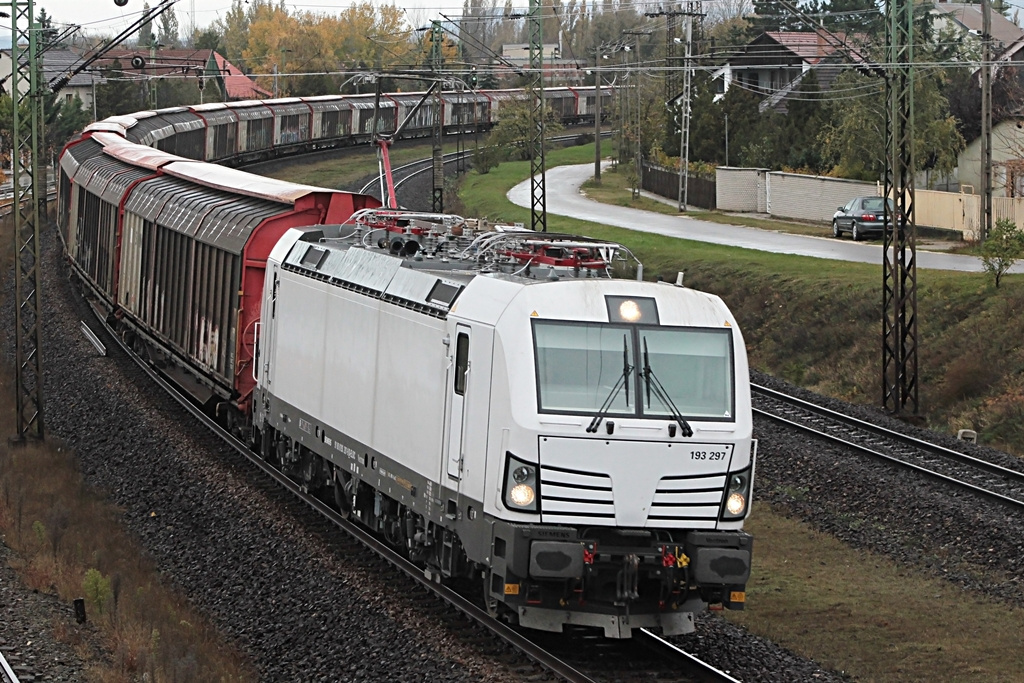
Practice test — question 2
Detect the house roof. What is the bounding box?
[212,53,272,100]
[931,2,1024,49]
[41,49,104,89]
[2,47,104,91]
[76,48,270,101]
[726,32,867,69]
[764,32,846,64]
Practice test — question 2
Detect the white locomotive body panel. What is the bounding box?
[253,218,754,638]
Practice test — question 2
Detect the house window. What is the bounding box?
[65,93,73,103]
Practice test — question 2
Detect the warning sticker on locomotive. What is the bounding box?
[504,583,520,595]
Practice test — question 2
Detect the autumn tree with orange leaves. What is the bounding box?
[215,0,422,97]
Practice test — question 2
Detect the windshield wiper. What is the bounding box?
[586,335,632,433]
[642,338,693,437]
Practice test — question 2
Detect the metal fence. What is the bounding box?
[641,162,717,210]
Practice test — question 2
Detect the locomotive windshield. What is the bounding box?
[532,321,734,421]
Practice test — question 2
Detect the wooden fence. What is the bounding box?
[641,163,717,210]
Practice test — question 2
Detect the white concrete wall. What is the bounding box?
[716,167,767,212]
[765,172,877,223]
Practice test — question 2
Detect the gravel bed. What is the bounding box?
[753,371,1024,606]
[0,541,98,682]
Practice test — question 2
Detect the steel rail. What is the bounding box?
[0,649,20,683]
[636,628,743,683]
[86,304,598,683]
[360,132,605,198]
[752,385,1024,511]
[753,383,1024,483]
[0,188,56,218]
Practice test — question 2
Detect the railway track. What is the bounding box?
[359,132,601,204]
[752,382,1024,511]
[83,312,738,683]
[0,652,19,683]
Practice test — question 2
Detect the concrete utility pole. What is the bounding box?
[981,0,993,241]
[623,30,651,198]
[594,53,602,182]
[9,0,46,441]
[678,8,694,211]
[593,43,627,182]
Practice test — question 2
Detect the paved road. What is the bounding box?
[508,164,1017,273]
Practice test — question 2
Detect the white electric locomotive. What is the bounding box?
[252,211,754,638]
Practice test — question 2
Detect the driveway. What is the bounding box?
[507,164,1018,273]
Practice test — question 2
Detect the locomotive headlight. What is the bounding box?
[509,483,536,506]
[618,299,642,322]
[503,453,539,512]
[721,468,752,520]
[726,492,746,516]
[605,295,659,324]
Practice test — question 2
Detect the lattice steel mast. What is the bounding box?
[9,0,45,441]
[431,20,444,213]
[882,0,918,415]
[528,0,547,232]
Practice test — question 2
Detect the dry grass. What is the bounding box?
[0,214,253,681]
[728,507,1024,681]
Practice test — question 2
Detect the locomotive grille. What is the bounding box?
[647,473,727,526]
[538,436,737,529]
[539,464,616,521]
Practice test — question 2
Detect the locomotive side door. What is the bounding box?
[257,269,281,391]
[445,325,471,481]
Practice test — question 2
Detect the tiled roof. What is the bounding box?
[2,48,104,89]
[764,32,848,64]
[931,2,1024,48]
[41,49,103,88]
[213,53,272,100]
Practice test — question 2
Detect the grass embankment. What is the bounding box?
[259,140,461,189]
[461,146,1024,681]
[462,145,1024,454]
[0,216,253,681]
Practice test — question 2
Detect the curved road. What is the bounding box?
[509,164,1018,273]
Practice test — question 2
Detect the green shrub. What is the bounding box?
[83,568,112,615]
[981,218,1024,288]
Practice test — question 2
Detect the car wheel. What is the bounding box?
[852,222,862,241]
[832,220,842,238]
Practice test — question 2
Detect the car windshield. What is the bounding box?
[532,321,735,420]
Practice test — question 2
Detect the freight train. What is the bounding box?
[84,86,614,166]
[58,95,753,639]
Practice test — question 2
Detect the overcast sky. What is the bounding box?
[32,1,463,39]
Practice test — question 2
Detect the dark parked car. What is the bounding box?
[832,196,896,241]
